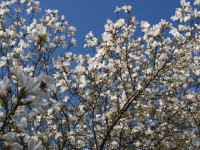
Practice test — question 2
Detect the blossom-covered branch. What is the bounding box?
[0,0,199,149]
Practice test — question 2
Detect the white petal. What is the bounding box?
[17,72,27,87]
[26,35,37,42]
[25,78,41,95]
[28,138,36,150]
[10,68,17,76]
[0,81,6,98]
[26,96,43,105]
[39,73,56,91]
[32,29,39,38]
[39,72,55,84]
[20,117,27,128]
[3,76,10,91]
[46,84,56,92]
[34,140,43,150]
[26,90,46,97]
[40,27,46,35]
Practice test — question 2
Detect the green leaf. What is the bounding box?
[39,34,47,43]
[0,101,5,108]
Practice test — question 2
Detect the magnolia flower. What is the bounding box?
[68,26,76,36]
[61,15,65,21]
[111,141,118,149]
[14,71,45,97]
[70,38,77,46]
[79,75,87,89]
[39,72,56,97]
[26,26,47,43]
[194,0,200,6]
[39,72,56,92]
[28,138,43,150]
[10,68,55,98]
[114,6,121,13]
[121,5,132,13]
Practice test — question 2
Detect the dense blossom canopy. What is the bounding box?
[0,0,199,149]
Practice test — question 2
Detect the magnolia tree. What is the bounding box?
[0,0,200,149]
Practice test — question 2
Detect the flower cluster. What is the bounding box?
[0,68,55,149]
[0,0,199,149]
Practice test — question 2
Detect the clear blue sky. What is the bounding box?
[39,0,194,55]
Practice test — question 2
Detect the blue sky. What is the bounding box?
[39,0,194,55]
